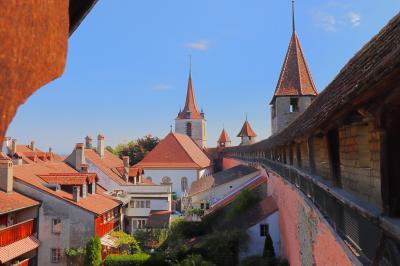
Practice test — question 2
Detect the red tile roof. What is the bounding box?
[238,196,278,228]
[12,144,63,164]
[145,210,172,229]
[271,32,317,103]
[176,73,203,120]
[135,133,211,169]
[0,191,39,215]
[237,120,257,137]
[0,236,40,263]
[217,128,231,144]
[38,173,97,185]
[13,163,120,215]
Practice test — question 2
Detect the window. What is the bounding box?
[146,200,150,208]
[130,200,135,208]
[51,248,61,263]
[52,218,61,235]
[290,98,299,112]
[113,208,119,218]
[271,104,276,118]
[137,219,146,229]
[260,224,269,236]
[181,177,188,192]
[186,122,192,137]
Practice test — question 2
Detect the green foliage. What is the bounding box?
[197,229,249,266]
[111,231,141,254]
[240,256,289,266]
[84,236,102,266]
[263,232,275,259]
[104,253,150,266]
[226,189,261,220]
[110,135,160,165]
[186,207,205,217]
[144,253,171,266]
[174,254,215,266]
[65,247,85,257]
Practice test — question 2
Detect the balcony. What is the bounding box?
[13,258,29,266]
[0,219,35,247]
[95,217,120,238]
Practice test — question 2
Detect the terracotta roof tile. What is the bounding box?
[217,128,231,143]
[0,191,39,215]
[145,210,172,229]
[0,236,40,263]
[237,196,278,228]
[237,120,257,137]
[38,173,97,185]
[13,162,120,215]
[176,73,203,120]
[136,133,211,169]
[271,32,317,103]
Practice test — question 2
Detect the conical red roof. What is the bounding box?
[177,73,203,120]
[271,32,317,104]
[218,128,231,144]
[237,120,257,137]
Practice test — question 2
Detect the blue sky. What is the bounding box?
[6,1,400,153]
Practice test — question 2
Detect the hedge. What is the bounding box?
[104,253,150,266]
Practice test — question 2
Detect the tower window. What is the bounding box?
[290,98,299,113]
[186,122,192,137]
[271,104,276,118]
[181,177,188,192]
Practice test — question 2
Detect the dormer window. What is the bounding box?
[290,98,299,112]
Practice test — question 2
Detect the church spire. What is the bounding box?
[270,1,317,104]
[176,60,203,120]
[292,0,296,32]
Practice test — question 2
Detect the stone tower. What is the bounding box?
[175,70,207,148]
[237,118,257,146]
[270,1,318,135]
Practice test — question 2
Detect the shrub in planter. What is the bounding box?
[104,253,150,266]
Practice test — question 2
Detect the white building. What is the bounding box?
[65,135,172,233]
[189,165,260,207]
[135,132,212,198]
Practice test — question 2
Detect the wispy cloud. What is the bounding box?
[315,11,337,32]
[185,40,210,51]
[151,84,172,91]
[348,12,361,27]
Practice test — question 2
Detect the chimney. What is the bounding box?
[0,154,13,193]
[72,186,80,202]
[12,155,23,166]
[80,163,89,173]
[90,181,96,195]
[2,137,11,154]
[123,156,129,182]
[81,183,88,198]
[11,139,17,156]
[97,134,105,159]
[75,143,86,170]
[85,136,93,149]
[30,141,35,151]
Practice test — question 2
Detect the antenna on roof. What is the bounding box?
[246,113,248,121]
[292,0,296,32]
[189,54,192,77]
[170,125,173,133]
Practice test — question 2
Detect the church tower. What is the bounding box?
[270,1,318,135]
[175,69,207,148]
[237,118,257,146]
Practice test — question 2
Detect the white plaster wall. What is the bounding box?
[239,211,280,261]
[175,119,207,147]
[125,199,169,217]
[144,169,199,197]
[14,181,95,266]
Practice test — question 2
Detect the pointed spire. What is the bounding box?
[270,1,317,104]
[177,59,203,120]
[292,0,296,33]
[237,119,257,138]
[218,128,231,145]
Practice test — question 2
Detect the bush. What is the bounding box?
[84,236,102,266]
[226,189,261,220]
[144,253,171,266]
[111,231,141,254]
[174,254,215,266]
[104,253,150,266]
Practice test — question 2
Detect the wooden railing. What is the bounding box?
[95,217,119,238]
[0,219,35,247]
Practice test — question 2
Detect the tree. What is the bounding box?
[263,232,275,259]
[84,236,102,266]
[110,135,160,165]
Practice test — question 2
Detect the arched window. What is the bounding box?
[161,176,171,184]
[186,122,192,137]
[181,177,188,192]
